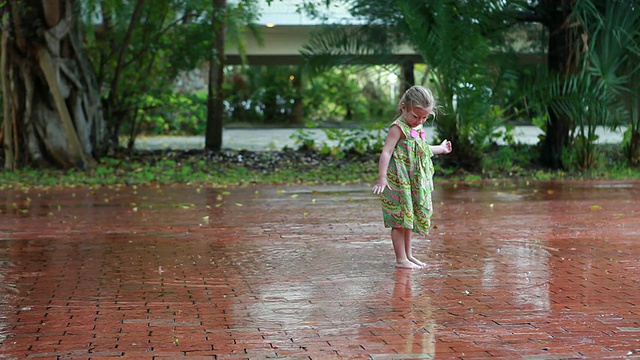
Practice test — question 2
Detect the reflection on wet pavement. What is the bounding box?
[1,181,640,359]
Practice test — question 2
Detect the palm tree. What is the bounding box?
[399,0,525,169]
[524,0,639,169]
[575,0,639,167]
[583,0,640,166]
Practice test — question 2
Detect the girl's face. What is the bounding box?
[401,104,432,128]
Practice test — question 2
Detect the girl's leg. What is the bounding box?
[404,230,426,267]
[391,228,421,269]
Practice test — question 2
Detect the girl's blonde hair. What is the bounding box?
[396,85,438,120]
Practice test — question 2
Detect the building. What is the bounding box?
[225,0,421,66]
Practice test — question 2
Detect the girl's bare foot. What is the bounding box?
[396,260,422,269]
[408,257,426,268]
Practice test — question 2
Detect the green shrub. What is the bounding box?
[133,92,207,136]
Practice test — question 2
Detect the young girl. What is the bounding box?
[372,85,452,269]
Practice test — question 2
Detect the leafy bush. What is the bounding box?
[303,67,388,123]
[225,65,395,127]
[290,123,386,157]
[131,92,207,136]
[480,144,538,177]
[224,66,302,126]
[4,144,640,189]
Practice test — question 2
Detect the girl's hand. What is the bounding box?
[440,139,452,154]
[372,178,389,194]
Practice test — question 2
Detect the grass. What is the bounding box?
[0,149,380,190]
[1,145,640,190]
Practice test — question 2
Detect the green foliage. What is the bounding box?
[4,143,640,189]
[0,152,378,188]
[301,24,406,73]
[494,124,516,146]
[290,127,320,151]
[304,67,380,123]
[301,0,531,170]
[480,145,537,177]
[397,0,523,171]
[290,123,386,157]
[522,0,640,170]
[324,127,385,156]
[224,66,301,125]
[622,126,640,166]
[526,68,626,169]
[300,0,640,173]
[80,0,260,145]
[223,65,393,126]
[132,92,207,136]
[594,1,640,167]
[463,174,483,182]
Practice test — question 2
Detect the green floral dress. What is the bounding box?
[381,119,435,235]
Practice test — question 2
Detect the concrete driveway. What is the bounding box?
[131,126,626,152]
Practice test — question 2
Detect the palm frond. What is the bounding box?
[225,6,251,64]
[301,25,405,73]
[528,68,627,130]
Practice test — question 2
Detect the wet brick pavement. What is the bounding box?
[1,180,640,359]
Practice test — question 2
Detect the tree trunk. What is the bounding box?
[400,60,415,95]
[205,0,226,152]
[540,0,576,169]
[1,0,105,170]
[105,0,145,150]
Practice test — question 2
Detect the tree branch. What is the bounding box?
[41,0,61,28]
[108,0,145,107]
[37,46,95,168]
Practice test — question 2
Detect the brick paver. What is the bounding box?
[1,181,640,359]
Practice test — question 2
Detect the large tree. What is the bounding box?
[1,0,262,168]
[1,0,106,170]
[85,0,217,150]
[520,0,578,169]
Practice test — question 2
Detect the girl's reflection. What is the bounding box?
[391,270,436,356]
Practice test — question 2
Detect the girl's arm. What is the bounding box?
[430,139,452,155]
[373,125,402,194]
